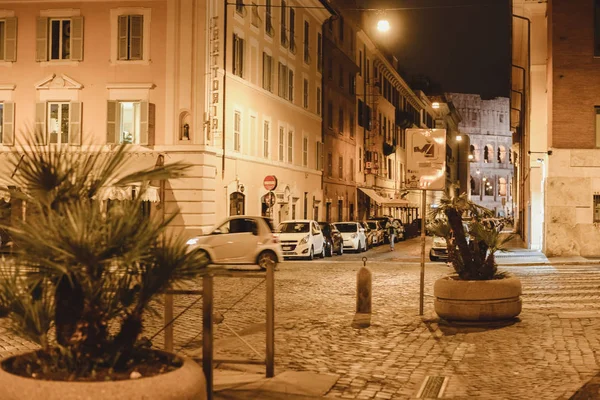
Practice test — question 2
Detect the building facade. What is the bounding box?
[448,93,514,217]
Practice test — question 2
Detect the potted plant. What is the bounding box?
[428,193,522,322]
[0,139,208,399]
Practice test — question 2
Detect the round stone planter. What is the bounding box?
[0,351,206,400]
[434,275,522,321]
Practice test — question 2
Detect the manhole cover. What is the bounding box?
[417,375,448,398]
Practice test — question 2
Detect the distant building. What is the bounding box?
[447,93,514,217]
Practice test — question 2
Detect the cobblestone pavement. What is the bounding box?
[2,242,600,399]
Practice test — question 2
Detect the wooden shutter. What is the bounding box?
[69,101,82,145]
[4,18,17,62]
[106,100,118,144]
[36,17,48,62]
[35,102,46,144]
[2,102,14,145]
[70,17,84,61]
[117,15,128,60]
[129,15,143,60]
[139,101,149,145]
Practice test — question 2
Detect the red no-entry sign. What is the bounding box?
[263,175,278,191]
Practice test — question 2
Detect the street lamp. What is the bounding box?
[377,19,391,32]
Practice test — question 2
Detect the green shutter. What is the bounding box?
[35,102,46,144]
[139,101,149,145]
[70,17,83,61]
[117,15,128,60]
[129,15,143,60]
[106,101,118,144]
[69,101,82,145]
[36,18,48,62]
[4,18,17,62]
[2,102,14,145]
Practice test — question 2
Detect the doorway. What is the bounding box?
[229,192,245,216]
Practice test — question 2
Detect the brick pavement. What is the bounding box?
[2,252,600,399]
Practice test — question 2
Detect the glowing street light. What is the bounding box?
[432,102,440,109]
[377,19,390,32]
[468,154,474,160]
[456,135,463,142]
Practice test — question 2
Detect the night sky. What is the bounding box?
[357,0,511,99]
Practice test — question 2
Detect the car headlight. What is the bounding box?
[299,235,310,245]
[186,238,199,246]
[351,233,357,239]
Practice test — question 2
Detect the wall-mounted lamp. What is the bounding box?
[432,102,440,109]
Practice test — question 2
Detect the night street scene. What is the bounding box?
[2,0,600,399]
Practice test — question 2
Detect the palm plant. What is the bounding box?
[428,193,513,280]
[0,137,209,380]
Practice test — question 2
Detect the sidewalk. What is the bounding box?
[497,234,600,266]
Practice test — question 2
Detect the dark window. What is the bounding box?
[595,0,600,56]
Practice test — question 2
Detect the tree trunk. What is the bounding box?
[445,208,475,276]
[55,275,84,346]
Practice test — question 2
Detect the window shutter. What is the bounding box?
[288,69,294,101]
[117,15,128,60]
[2,102,14,145]
[36,18,48,62]
[129,15,143,60]
[70,16,84,61]
[35,102,46,144]
[69,101,82,145]
[139,101,149,145]
[106,101,118,144]
[4,18,17,62]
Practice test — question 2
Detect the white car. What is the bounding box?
[186,216,283,269]
[277,220,325,260]
[334,222,367,252]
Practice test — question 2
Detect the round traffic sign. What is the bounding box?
[263,175,278,191]
[263,191,276,207]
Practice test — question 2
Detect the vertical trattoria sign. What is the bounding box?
[405,129,447,191]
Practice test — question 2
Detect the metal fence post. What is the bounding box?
[266,263,275,378]
[164,293,173,352]
[203,275,214,400]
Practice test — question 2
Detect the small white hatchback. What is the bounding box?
[186,216,282,269]
[277,220,325,260]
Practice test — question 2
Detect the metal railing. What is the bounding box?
[161,264,275,400]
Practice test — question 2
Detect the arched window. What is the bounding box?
[469,144,477,162]
[498,177,507,196]
[484,145,493,163]
[484,177,494,196]
[498,146,506,164]
[509,177,513,197]
[509,150,513,164]
[470,176,479,195]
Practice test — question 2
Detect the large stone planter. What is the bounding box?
[434,276,522,321]
[0,351,206,400]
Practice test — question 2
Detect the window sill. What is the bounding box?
[39,60,80,67]
[110,59,152,66]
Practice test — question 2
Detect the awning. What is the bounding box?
[96,185,160,203]
[358,188,409,207]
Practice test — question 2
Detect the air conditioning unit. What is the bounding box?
[365,161,372,169]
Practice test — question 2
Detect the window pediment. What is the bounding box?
[35,74,83,90]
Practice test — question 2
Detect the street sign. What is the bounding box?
[406,128,447,191]
[263,175,278,191]
[263,191,276,207]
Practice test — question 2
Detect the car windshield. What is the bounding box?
[367,222,377,229]
[278,222,309,233]
[335,223,357,233]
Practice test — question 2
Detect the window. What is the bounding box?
[316,87,322,116]
[316,142,324,170]
[0,102,14,145]
[288,69,294,102]
[484,145,492,163]
[499,113,504,123]
[302,136,308,167]
[233,34,244,78]
[233,111,241,151]
[338,17,344,42]
[303,20,310,64]
[44,101,82,144]
[265,0,273,36]
[350,112,355,138]
[303,79,309,109]
[278,127,285,161]
[106,100,150,145]
[251,2,260,27]
[263,52,273,91]
[339,66,344,88]
[498,146,506,163]
[117,101,139,144]
[499,177,507,196]
[338,156,344,179]
[36,16,84,62]
[327,152,333,177]
[338,108,344,134]
[595,0,600,56]
[289,8,296,52]
[349,75,356,95]
[358,50,363,76]
[317,33,322,72]
[388,158,392,179]
[280,0,287,47]
[349,158,354,181]
[595,195,600,223]
[236,0,245,14]
[263,120,270,158]
[278,63,293,101]
[327,58,333,80]
[484,177,494,196]
[327,102,333,129]
[596,106,600,147]
[359,147,362,172]
[250,115,257,155]
[118,15,143,60]
[287,131,293,163]
[0,18,16,62]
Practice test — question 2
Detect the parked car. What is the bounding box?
[186,216,282,269]
[318,222,344,256]
[360,221,376,249]
[277,219,325,260]
[429,236,449,261]
[334,222,367,252]
[366,220,385,246]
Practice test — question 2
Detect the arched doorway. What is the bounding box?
[229,192,245,216]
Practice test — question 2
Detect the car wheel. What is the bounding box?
[257,250,277,270]
[326,243,333,257]
[197,249,212,264]
[429,252,438,262]
[337,244,343,256]
[319,245,325,258]
[307,246,314,261]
